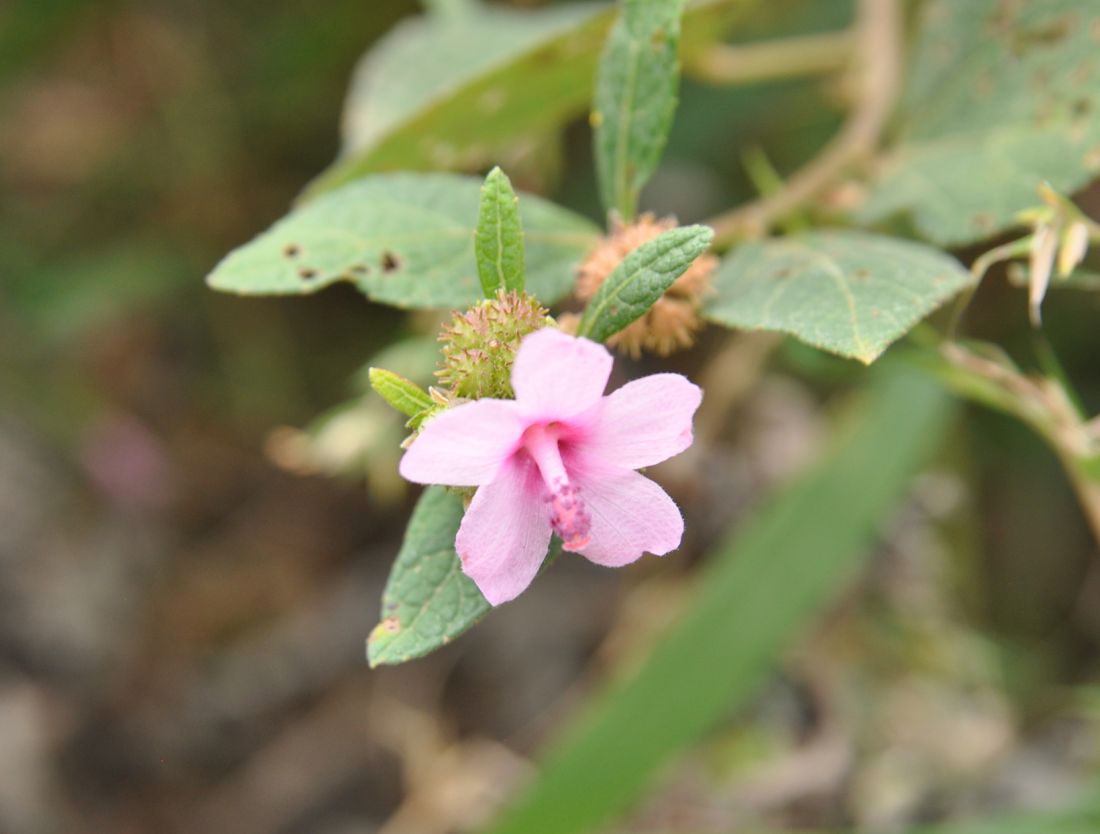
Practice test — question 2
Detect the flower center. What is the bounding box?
[522,423,591,551]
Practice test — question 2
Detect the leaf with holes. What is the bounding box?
[593,0,686,219]
[577,224,713,343]
[475,167,525,296]
[856,0,1100,245]
[368,486,490,667]
[207,173,598,309]
[704,231,973,364]
[305,0,753,196]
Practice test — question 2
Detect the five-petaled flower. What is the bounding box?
[399,328,702,605]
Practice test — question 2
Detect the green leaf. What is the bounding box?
[420,0,477,16]
[367,486,490,667]
[909,789,1100,834]
[593,0,686,219]
[305,0,752,196]
[368,368,433,418]
[475,166,525,296]
[704,231,973,364]
[485,369,954,834]
[576,224,713,343]
[856,0,1100,245]
[310,3,606,195]
[207,173,598,309]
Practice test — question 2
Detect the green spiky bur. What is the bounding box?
[437,290,551,399]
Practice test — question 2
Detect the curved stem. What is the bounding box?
[685,29,855,86]
[932,343,1100,549]
[947,236,1033,339]
[1057,450,1100,547]
[1032,328,1088,420]
[695,331,784,445]
[708,0,902,246]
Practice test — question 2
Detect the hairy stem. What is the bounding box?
[708,0,902,246]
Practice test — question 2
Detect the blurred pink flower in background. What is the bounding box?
[79,414,173,510]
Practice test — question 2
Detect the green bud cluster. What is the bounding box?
[436,290,551,400]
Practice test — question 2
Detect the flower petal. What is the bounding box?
[455,455,552,605]
[399,399,524,487]
[570,464,684,567]
[511,329,613,420]
[579,373,702,469]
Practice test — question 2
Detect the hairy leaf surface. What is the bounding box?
[475,167,526,296]
[368,486,489,667]
[705,231,973,363]
[594,0,686,219]
[577,225,713,343]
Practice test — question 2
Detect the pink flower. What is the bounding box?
[399,328,702,605]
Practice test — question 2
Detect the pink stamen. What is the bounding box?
[547,478,591,551]
[523,424,592,551]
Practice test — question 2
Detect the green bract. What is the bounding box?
[367,368,433,420]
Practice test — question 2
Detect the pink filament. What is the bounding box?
[522,423,592,551]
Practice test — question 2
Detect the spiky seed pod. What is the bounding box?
[436,290,551,399]
[576,213,718,358]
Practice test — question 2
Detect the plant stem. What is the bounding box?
[1032,328,1088,420]
[685,29,854,86]
[927,342,1100,548]
[694,331,784,445]
[948,236,1033,338]
[1058,450,1100,547]
[708,0,902,246]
